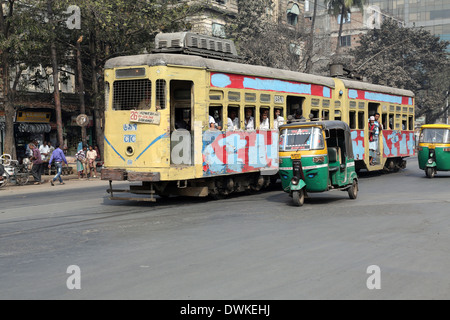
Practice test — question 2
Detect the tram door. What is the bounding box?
[170,80,194,165]
[368,102,382,164]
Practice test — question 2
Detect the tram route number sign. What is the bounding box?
[130,110,161,125]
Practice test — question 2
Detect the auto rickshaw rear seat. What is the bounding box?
[328,147,340,173]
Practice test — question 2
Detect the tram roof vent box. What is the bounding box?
[153,32,240,61]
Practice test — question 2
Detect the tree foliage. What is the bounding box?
[226,0,306,71]
[350,18,450,123]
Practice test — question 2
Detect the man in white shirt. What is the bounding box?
[209,115,222,130]
[39,141,50,162]
[260,109,270,130]
[227,109,239,130]
[244,108,254,130]
[274,109,285,130]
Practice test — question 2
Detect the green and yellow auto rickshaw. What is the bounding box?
[278,120,358,206]
[417,124,450,178]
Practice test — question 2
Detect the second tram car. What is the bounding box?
[101,32,415,201]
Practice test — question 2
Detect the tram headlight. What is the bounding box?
[291,176,299,185]
[126,146,134,156]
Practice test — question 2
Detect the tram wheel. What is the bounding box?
[292,189,305,207]
[425,167,435,179]
[348,179,358,199]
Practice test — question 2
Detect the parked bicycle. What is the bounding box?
[0,154,30,188]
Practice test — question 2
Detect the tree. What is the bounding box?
[325,0,366,54]
[0,0,52,158]
[350,18,450,124]
[225,0,306,71]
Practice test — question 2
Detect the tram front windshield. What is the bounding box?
[279,127,324,151]
[420,128,450,144]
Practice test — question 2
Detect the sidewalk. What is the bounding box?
[0,171,104,191]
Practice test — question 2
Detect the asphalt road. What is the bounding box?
[0,156,449,300]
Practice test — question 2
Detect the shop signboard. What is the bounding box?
[16,111,51,123]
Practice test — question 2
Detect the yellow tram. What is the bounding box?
[101,32,415,201]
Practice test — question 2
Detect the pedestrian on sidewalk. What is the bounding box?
[75,144,88,179]
[86,145,98,178]
[29,143,43,184]
[48,144,68,186]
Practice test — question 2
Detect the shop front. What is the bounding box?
[14,110,53,161]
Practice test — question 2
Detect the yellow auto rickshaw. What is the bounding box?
[417,124,450,178]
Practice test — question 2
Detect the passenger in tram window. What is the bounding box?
[274,109,285,129]
[209,114,222,130]
[288,108,305,123]
[138,89,151,110]
[227,109,239,131]
[260,109,270,130]
[244,107,255,130]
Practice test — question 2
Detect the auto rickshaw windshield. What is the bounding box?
[419,128,450,144]
[279,126,325,151]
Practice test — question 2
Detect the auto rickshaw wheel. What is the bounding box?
[425,167,435,179]
[292,189,305,207]
[348,179,358,199]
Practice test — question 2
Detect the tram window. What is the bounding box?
[156,79,166,110]
[323,100,330,108]
[402,120,407,130]
[259,107,270,130]
[382,113,388,130]
[287,96,304,118]
[358,102,365,109]
[112,79,151,110]
[390,105,395,112]
[311,98,320,107]
[227,106,240,130]
[244,106,255,130]
[245,93,256,102]
[334,110,341,121]
[389,114,394,130]
[260,94,271,103]
[349,101,357,109]
[228,91,240,102]
[408,116,414,130]
[357,111,365,129]
[209,106,223,130]
[322,110,329,120]
[311,109,320,120]
[349,111,356,129]
[209,90,223,101]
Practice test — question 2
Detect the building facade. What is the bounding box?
[368,0,450,46]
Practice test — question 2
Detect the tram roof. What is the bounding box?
[105,53,336,88]
[340,78,414,98]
